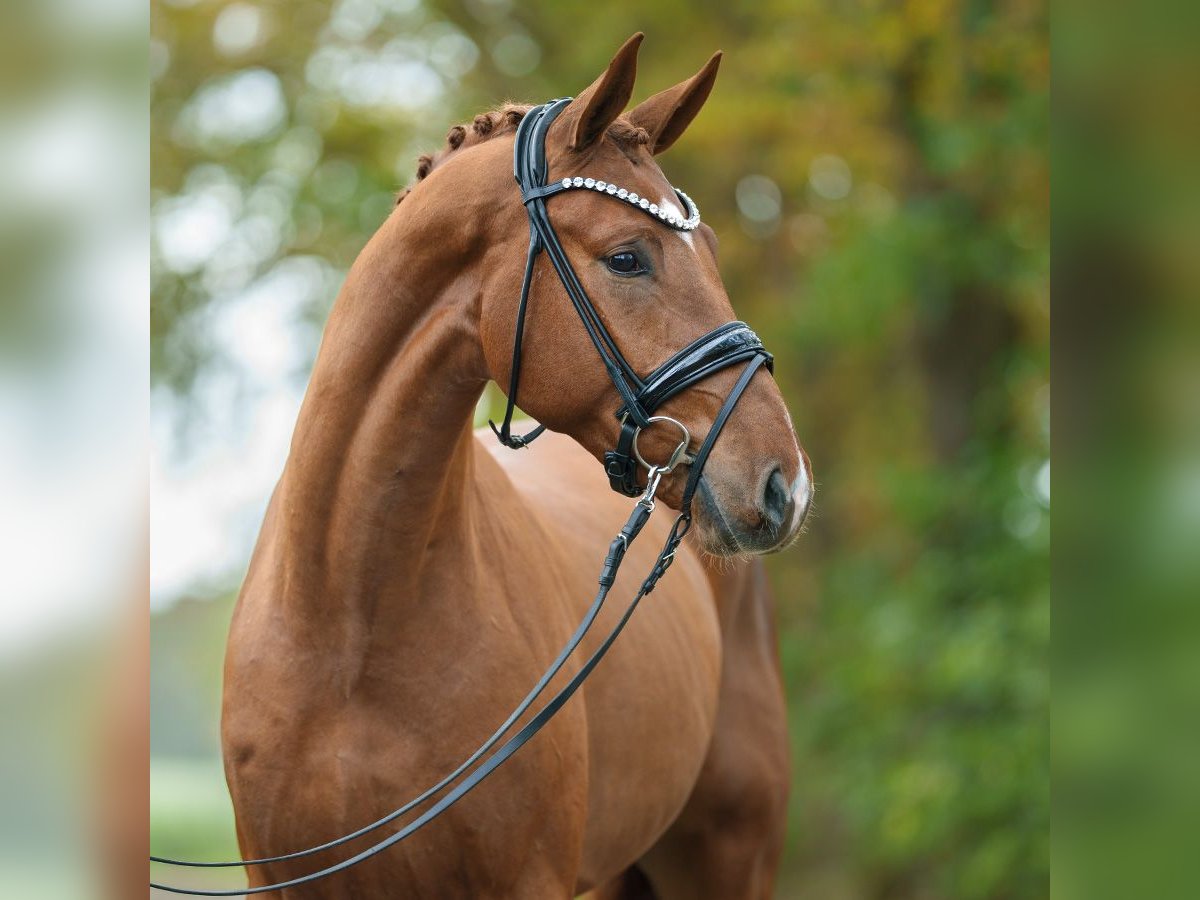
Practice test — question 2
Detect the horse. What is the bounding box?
[220,33,813,899]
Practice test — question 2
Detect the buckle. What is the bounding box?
[604,449,641,497]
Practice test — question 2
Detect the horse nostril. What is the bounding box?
[761,467,794,532]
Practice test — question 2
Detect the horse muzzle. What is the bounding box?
[693,458,812,556]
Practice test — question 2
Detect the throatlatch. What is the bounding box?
[151,97,775,896]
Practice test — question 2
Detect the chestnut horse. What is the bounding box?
[221,34,812,899]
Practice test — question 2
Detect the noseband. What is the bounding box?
[491,98,773,509]
[151,98,776,896]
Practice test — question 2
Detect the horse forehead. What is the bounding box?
[576,164,699,253]
[549,148,699,252]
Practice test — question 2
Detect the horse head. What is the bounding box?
[419,34,813,556]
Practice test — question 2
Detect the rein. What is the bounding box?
[150,98,773,896]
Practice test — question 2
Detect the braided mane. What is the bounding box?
[395,103,650,205]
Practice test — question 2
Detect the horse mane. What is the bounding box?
[395,102,651,205]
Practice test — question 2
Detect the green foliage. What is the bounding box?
[151,1,1048,897]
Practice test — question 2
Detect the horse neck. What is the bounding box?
[270,195,492,626]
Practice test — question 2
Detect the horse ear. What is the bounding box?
[563,32,643,152]
[627,51,721,155]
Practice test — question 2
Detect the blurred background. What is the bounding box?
[145,0,1048,897]
[0,0,146,896]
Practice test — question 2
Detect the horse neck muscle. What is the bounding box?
[260,193,494,632]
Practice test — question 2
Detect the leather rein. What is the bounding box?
[150,98,774,895]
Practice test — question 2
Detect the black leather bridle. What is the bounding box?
[150,98,775,896]
[491,97,773,503]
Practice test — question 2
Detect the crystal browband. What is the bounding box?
[555,176,701,231]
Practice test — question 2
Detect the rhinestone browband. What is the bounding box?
[557,176,701,231]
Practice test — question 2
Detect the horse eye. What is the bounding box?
[606,251,643,275]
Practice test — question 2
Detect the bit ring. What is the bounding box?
[632,416,694,474]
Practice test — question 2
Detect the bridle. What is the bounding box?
[150,98,775,895]
[491,97,773,503]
